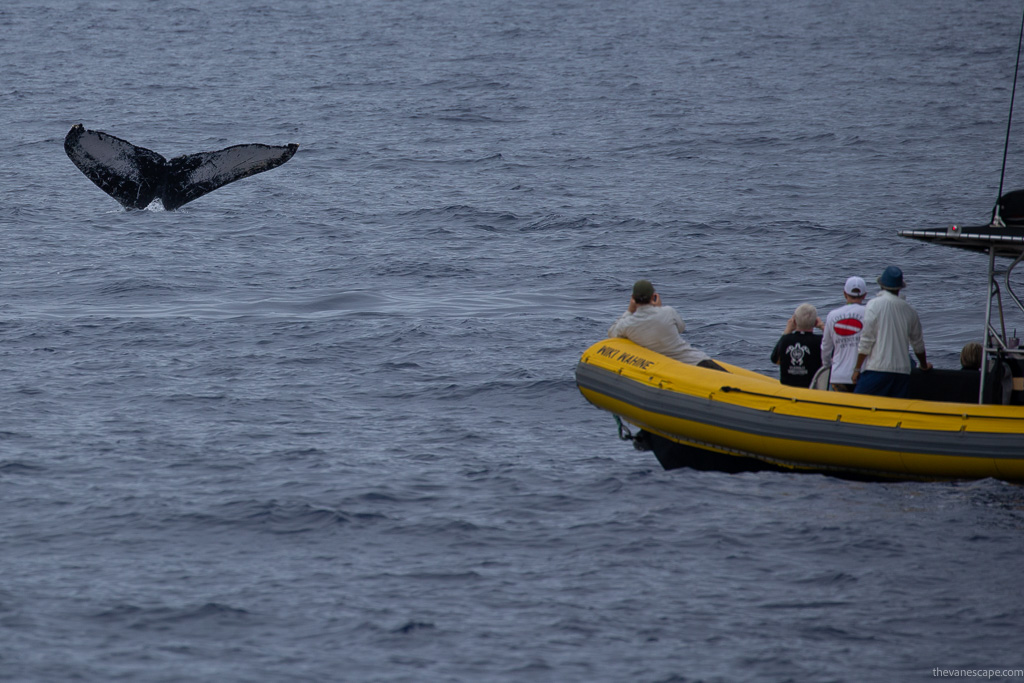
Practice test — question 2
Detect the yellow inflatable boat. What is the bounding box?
[576,194,1024,482]
[576,338,1024,482]
[574,181,1024,482]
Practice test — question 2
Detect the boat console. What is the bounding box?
[899,218,1024,404]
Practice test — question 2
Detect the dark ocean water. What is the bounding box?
[3,0,1024,681]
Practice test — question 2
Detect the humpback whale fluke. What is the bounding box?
[64,124,299,210]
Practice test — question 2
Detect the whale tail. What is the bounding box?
[64,124,298,210]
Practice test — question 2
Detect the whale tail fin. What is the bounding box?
[162,142,299,210]
[64,124,167,209]
[64,124,298,210]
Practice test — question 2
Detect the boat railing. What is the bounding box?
[981,248,1024,403]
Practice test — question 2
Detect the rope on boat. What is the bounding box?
[614,415,652,451]
[718,385,1021,420]
[614,414,633,441]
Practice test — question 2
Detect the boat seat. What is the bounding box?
[908,362,1017,404]
[810,366,830,391]
[908,368,981,403]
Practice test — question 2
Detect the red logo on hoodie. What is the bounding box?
[834,318,863,336]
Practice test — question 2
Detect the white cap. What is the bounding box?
[844,276,867,297]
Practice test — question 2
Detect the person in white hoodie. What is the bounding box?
[608,279,724,371]
[821,276,868,391]
[853,266,931,398]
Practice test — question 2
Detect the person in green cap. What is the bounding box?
[608,279,724,370]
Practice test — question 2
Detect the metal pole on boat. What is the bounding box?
[981,247,997,403]
[994,5,1024,227]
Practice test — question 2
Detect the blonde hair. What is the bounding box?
[960,342,982,370]
[793,303,818,330]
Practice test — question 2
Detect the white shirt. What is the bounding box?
[856,290,925,374]
[821,301,866,384]
[608,304,710,365]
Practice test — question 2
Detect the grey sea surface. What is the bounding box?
[2,0,1024,681]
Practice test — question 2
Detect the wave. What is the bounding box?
[92,602,252,628]
[0,460,44,474]
[183,499,354,534]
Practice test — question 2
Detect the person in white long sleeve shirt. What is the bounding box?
[820,276,868,391]
[608,279,724,370]
[853,266,931,398]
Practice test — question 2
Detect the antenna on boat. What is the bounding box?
[993,5,1024,227]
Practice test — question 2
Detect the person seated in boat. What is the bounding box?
[820,276,868,391]
[852,265,931,397]
[960,341,983,370]
[958,341,1014,404]
[608,279,726,371]
[770,303,824,387]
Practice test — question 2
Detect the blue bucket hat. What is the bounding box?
[877,265,906,290]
